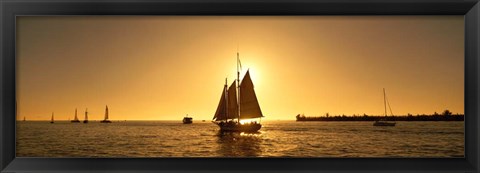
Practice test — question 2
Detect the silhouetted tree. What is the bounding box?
[442,109,452,116]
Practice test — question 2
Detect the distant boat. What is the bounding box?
[71,108,80,123]
[183,114,193,124]
[50,112,54,124]
[23,116,26,122]
[373,88,396,127]
[202,120,206,122]
[83,108,89,123]
[212,52,264,132]
[100,105,112,123]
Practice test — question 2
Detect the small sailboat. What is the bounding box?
[100,105,112,123]
[71,108,80,123]
[83,108,89,123]
[183,114,193,124]
[50,112,54,124]
[23,116,26,122]
[212,52,264,132]
[373,88,396,126]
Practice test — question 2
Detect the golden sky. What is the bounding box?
[16,16,464,120]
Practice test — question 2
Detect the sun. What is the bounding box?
[240,62,262,87]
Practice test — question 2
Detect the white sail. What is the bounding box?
[105,105,109,120]
[213,86,227,121]
[239,70,264,119]
[227,81,239,119]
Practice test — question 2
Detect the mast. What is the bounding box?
[383,88,387,117]
[225,78,228,122]
[237,50,241,122]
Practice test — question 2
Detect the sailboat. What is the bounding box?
[100,105,111,123]
[83,108,89,123]
[373,88,396,126]
[212,52,264,132]
[50,112,54,124]
[23,116,26,122]
[71,108,80,123]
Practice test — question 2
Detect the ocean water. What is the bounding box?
[16,120,464,157]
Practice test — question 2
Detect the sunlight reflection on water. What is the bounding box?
[16,120,464,157]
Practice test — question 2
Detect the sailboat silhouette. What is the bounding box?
[83,108,89,123]
[373,88,396,126]
[71,108,80,123]
[100,105,112,123]
[212,52,264,132]
[50,112,54,124]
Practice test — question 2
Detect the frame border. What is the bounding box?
[1,0,479,172]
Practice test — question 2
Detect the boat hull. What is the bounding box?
[373,121,396,126]
[100,120,111,123]
[183,117,193,124]
[71,120,80,123]
[215,122,261,132]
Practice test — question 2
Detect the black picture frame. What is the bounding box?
[1,0,479,172]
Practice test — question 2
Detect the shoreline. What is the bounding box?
[296,115,464,122]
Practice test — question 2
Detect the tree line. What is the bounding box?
[295,110,464,121]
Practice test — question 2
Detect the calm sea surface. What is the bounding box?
[16,120,464,157]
